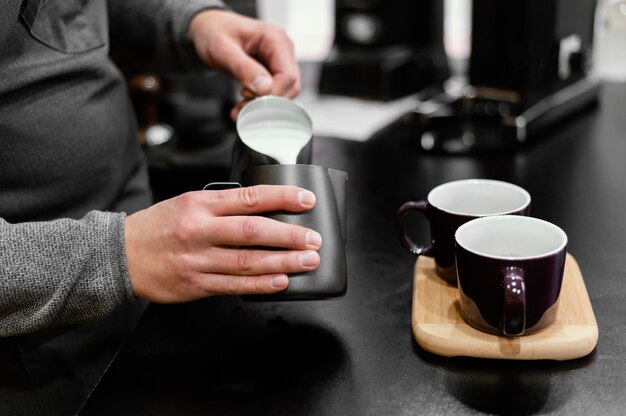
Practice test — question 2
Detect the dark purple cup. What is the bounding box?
[455,215,568,336]
[395,179,531,284]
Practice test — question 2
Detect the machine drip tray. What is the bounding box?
[406,76,602,154]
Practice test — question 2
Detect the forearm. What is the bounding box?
[0,211,134,337]
[107,0,227,73]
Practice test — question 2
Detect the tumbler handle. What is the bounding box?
[395,201,433,256]
[502,266,526,336]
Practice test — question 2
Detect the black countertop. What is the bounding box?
[80,81,626,415]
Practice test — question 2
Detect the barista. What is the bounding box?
[0,1,320,336]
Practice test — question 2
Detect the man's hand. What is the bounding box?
[125,185,320,303]
[187,9,301,120]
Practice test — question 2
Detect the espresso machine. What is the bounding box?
[318,0,449,101]
[409,0,601,153]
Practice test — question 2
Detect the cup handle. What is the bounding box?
[395,201,433,256]
[502,266,526,336]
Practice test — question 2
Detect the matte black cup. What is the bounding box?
[455,215,568,336]
[240,164,348,301]
[395,179,531,284]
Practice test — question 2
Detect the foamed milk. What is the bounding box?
[237,97,312,165]
[238,123,311,165]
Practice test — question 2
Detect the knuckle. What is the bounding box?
[204,188,225,202]
[234,59,253,77]
[254,276,266,293]
[178,271,197,291]
[172,193,200,230]
[235,250,253,273]
[172,216,193,242]
[281,253,293,271]
[289,225,301,246]
[290,82,301,97]
[175,192,195,210]
[238,187,261,208]
[240,216,260,241]
[269,25,289,41]
[175,267,205,296]
[225,276,240,295]
[265,26,294,51]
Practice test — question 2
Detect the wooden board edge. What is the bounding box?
[412,322,599,361]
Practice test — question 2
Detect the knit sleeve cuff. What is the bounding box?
[110,211,137,303]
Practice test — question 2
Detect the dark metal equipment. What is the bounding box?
[409,0,601,153]
[318,0,449,101]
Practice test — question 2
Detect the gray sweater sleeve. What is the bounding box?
[0,211,134,337]
[107,0,228,73]
[0,1,231,338]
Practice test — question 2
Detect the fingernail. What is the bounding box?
[270,274,289,288]
[298,190,316,207]
[306,231,322,247]
[299,251,320,267]
[251,75,271,93]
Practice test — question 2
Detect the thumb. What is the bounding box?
[220,43,274,95]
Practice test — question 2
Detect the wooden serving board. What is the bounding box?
[412,253,598,360]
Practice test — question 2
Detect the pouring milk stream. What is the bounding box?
[236,96,312,164]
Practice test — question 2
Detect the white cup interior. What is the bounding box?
[455,215,568,259]
[236,96,312,165]
[428,179,530,216]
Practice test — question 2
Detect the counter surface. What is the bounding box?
[81,82,626,416]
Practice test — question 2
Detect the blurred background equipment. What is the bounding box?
[593,0,626,82]
[407,0,602,154]
[123,0,257,201]
[123,0,611,193]
[318,0,450,101]
[141,71,237,201]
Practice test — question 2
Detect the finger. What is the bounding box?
[233,72,300,120]
[255,29,300,97]
[199,273,290,296]
[230,98,251,121]
[215,38,274,96]
[240,71,299,100]
[199,248,321,276]
[240,87,256,100]
[203,185,316,216]
[268,65,301,97]
[209,216,322,250]
[281,82,301,100]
